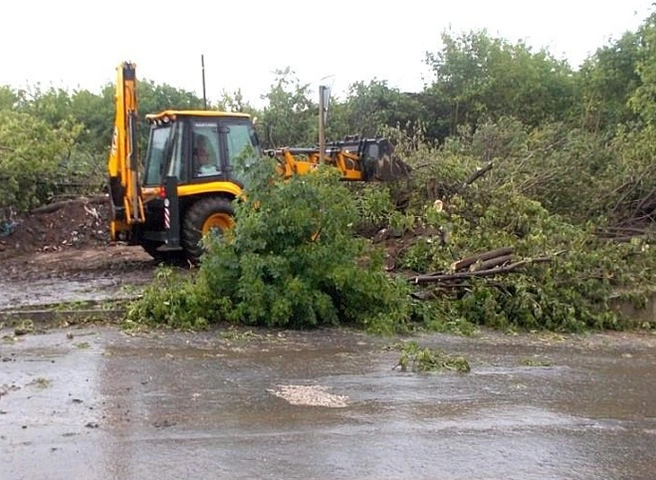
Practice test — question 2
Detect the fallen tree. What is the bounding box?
[126,160,415,333]
[381,123,656,332]
[126,121,656,334]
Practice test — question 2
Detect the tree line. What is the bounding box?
[2,8,656,213]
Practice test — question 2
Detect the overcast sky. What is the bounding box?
[1,0,654,107]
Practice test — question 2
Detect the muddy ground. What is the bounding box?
[1,323,656,479]
[0,198,163,310]
[2,199,656,479]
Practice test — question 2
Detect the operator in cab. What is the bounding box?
[195,136,219,176]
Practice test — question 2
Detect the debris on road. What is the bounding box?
[267,384,349,408]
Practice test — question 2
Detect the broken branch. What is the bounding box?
[457,161,494,193]
[410,256,553,284]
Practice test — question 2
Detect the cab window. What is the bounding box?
[166,121,184,180]
[192,122,220,178]
[143,125,171,186]
[225,122,260,184]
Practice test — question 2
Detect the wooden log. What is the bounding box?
[452,247,514,271]
[472,254,513,271]
[30,200,75,215]
[29,196,108,215]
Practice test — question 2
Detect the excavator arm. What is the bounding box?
[107,61,145,241]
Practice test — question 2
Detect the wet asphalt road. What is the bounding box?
[1,325,655,480]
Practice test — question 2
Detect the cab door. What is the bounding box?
[218,118,261,185]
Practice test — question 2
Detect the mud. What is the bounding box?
[0,197,161,312]
[1,325,655,480]
[1,198,656,479]
[0,245,159,314]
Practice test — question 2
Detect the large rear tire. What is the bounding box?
[182,196,235,265]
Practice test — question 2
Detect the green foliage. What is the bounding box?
[368,107,656,334]
[342,80,426,138]
[70,86,116,153]
[398,180,656,332]
[350,183,415,236]
[124,267,212,330]
[215,88,258,116]
[580,30,642,131]
[395,341,470,373]
[257,68,318,148]
[128,158,415,332]
[399,118,644,227]
[0,110,82,212]
[200,158,413,330]
[134,79,205,154]
[426,29,579,135]
[629,12,656,125]
[0,85,20,111]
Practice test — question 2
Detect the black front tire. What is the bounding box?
[182,196,235,265]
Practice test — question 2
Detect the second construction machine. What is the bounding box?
[107,61,410,264]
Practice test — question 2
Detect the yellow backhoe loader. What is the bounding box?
[107,62,410,264]
[269,135,411,182]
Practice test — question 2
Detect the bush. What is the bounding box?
[127,158,415,332]
[0,110,82,213]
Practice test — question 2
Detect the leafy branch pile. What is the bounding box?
[127,159,416,333]
[127,121,656,335]
[374,121,656,332]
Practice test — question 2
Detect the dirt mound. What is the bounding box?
[0,196,160,287]
[0,196,111,260]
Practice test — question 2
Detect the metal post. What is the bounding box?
[201,54,207,110]
[318,85,326,164]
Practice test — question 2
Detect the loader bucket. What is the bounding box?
[361,139,412,182]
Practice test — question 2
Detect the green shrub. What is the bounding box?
[0,110,82,213]
[127,158,415,332]
[201,159,413,330]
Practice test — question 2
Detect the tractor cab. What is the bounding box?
[142,110,261,189]
[126,110,262,263]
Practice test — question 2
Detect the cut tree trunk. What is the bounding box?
[451,247,514,271]
[472,254,513,271]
